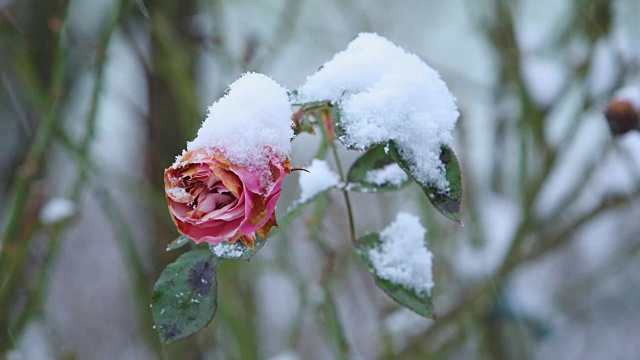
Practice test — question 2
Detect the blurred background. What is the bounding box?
[1,0,640,359]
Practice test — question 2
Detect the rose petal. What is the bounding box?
[232,166,263,194]
[188,218,244,244]
[256,211,278,238]
[237,159,286,234]
[165,149,291,245]
[201,200,244,221]
[211,165,243,197]
[196,192,235,215]
[168,200,194,221]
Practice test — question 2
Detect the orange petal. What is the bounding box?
[238,233,257,249]
[256,212,277,239]
[283,157,292,174]
[211,165,243,197]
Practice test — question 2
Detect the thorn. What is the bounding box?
[291,167,310,173]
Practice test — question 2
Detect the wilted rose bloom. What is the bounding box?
[164,149,290,248]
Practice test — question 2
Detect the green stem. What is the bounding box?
[323,290,351,360]
[0,1,74,350]
[330,142,356,243]
[409,189,640,356]
[307,195,350,359]
[1,2,162,355]
[291,100,333,108]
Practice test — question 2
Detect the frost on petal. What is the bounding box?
[298,159,340,203]
[296,33,459,191]
[369,213,434,297]
[183,72,293,190]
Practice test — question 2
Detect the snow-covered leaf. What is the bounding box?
[208,235,266,261]
[331,104,348,146]
[347,145,410,193]
[354,233,435,318]
[151,248,219,344]
[297,33,459,189]
[389,142,462,223]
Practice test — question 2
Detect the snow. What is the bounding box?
[456,194,520,277]
[613,0,640,64]
[613,85,640,109]
[7,321,55,360]
[297,159,341,202]
[534,111,610,219]
[536,108,640,221]
[588,132,640,196]
[177,72,293,189]
[588,38,620,99]
[295,33,458,191]
[39,197,75,225]
[514,0,572,53]
[265,351,300,360]
[364,163,408,186]
[521,54,568,107]
[384,309,429,353]
[544,82,584,148]
[166,187,190,202]
[368,212,434,296]
[210,242,245,258]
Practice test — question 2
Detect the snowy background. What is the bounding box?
[1,0,640,359]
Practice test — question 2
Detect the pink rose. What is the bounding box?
[164,149,290,248]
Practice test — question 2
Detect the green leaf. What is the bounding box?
[354,233,435,318]
[332,103,385,151]
[287,89,299,101]
[388,142,462,223]
[151,248,219,344]
[346,145,411,193]
[331,103,347,143]
[166,234,192,252]
[208,235,266,261]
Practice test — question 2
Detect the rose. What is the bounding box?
[164,148,290,248]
